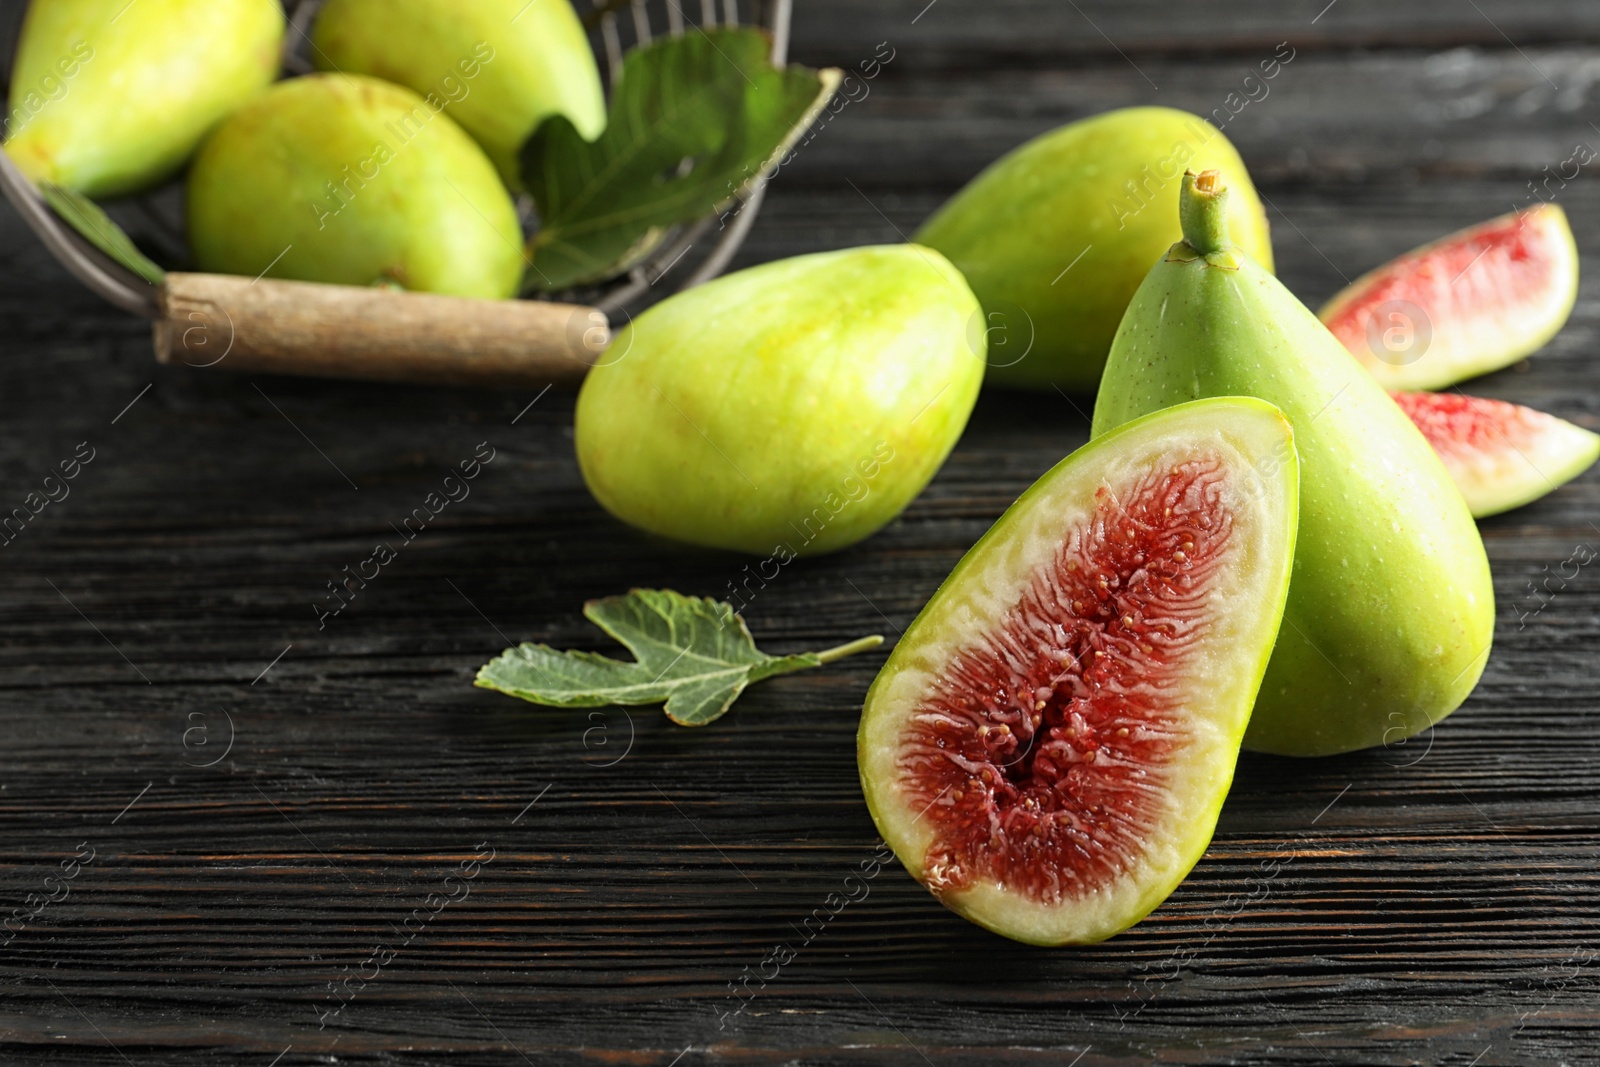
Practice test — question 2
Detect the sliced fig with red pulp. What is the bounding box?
[1320,204,1578,391]
[1393,391,1600,517]
[858,398,1299,945]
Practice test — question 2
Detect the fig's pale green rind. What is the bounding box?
[5,0,283,197]
[859,397,1299,946]
[1460,415,1600,518]
[915,107,1273,393]
[187,75,524,299]
[575,245,984,557]
[311,0,605,189]
[1321,204,1579,391]
[1094,185,1495,757]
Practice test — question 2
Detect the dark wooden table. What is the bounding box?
[3,1,1599,1063]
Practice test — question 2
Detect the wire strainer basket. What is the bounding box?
[0,0,798,387]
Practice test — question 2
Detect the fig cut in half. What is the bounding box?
[858,397,1299,945]
[1394,391,1600,518]
[1320,204,1578,391]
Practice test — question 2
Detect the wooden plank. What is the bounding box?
[770,45,1600,188]
[790,0,1600,67]
[4,0,1600,1057]
[0,170,1598,1062]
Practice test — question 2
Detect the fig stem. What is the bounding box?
[1180,169,1232,257]
[815,635,885,664]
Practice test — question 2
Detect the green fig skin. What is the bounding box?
[575,245,985,557]
[4,0,283,198]
[187,74,524,299]
[1092,173,1494,757]
[311,0,605,189]
[915,107,1273,393]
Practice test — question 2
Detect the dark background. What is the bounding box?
[2,0,1599,1063]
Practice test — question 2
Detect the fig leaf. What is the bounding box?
[475,589,881,726]
[41,184,166,286]
[519,28,840,291]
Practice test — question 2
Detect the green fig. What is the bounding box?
[1093,171,1494,757]
[916,107,1273,393]
[187,74,524,299]
[860,396,1299,945]
[4,0,284,198]
[310,0,605,189]
[575,245,984,556]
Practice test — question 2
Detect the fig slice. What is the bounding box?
[1319,204,1578,391]
[858,397,1299,946]
[1393,391,1600,517]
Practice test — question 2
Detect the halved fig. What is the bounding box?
[1393,391,1600,517]
[1319,204,1578,391]
[858,397,1299,945]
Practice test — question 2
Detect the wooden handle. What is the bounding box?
[153,273,606,388]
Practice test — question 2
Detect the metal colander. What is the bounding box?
[0,0,796,383]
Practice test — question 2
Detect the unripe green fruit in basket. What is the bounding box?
[310,0,605,189]
[187,74,525,300]
[916,107,1273,393]
[1093,170,1495,757]
[4,0,283,198]
[575,245,985,556]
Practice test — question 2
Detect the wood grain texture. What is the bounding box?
[2,0,1600,1063]
[789,0,1600,67]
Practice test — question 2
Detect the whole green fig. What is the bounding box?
[4,0,283,198]
[1093,171,1494,757]
[575,245,984,556]
[310,0,605,188]
[187,74,524,299]
[916,107,1273,393]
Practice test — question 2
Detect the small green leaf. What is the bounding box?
[475,589,882,726]
[519,28,840,291]
[40,184,166,285]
